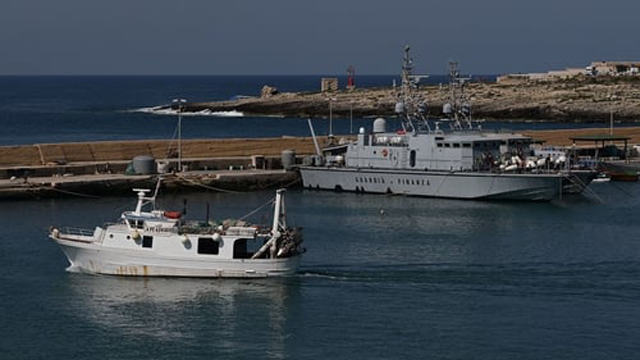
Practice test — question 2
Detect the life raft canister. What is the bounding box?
[164,211,182,219]
[382,149,389,157]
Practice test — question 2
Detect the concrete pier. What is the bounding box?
[0,137,317,199]
[0,170,300,200]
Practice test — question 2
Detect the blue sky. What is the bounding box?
[1,0,638,75]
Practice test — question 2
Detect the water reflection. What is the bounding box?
[66,275,297,358]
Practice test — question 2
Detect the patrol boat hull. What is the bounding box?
[300,167,566,201]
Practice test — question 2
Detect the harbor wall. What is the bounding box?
[0,171,300,200]
[0,137,318,169]
[0,157,290,180]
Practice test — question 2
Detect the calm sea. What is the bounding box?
[0,76,639,359]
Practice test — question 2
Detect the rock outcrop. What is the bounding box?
[187,76,640,122]
[260,85,279,99]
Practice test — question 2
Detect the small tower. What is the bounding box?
[347,64,356,90]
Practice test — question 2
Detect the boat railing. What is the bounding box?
[60,227,95,237]
[225,226,258,237]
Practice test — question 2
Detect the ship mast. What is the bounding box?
[443,61,473,130]
[396,45,431,134]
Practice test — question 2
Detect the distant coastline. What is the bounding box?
[181,76,640,122]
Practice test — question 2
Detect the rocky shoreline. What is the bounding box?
[185,76,640,122]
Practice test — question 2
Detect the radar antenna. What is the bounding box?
[444,61,474,130]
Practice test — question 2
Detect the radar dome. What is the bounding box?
[373,118,387,133]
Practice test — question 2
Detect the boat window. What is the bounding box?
[142,236,153,248]
[410,150,416,167]
[437,143,443,148]
[129,220,144,229]
[233,238,258,259]
[453,143,460,148]
[463,143,471,148]
[444,143,451,148]
[198,237,220,255]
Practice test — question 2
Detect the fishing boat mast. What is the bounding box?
[251,189,288,259]
[172,98,187,172]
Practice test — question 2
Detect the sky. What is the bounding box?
[1,0,638,75]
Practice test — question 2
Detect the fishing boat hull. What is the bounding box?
[51,236,301,278]
[299,166,578,201]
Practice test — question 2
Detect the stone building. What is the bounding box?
[321,78,338,92]
[587,61,640,76]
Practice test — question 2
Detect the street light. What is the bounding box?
[608,94,617,136]
[173,98,187,172]
[328,97,337,136]
[350,101,354,134]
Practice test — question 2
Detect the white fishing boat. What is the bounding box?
[299,46,596,201]
[49,185,304,278]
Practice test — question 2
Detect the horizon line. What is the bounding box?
[0,73,499,77]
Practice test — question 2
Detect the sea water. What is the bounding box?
[0,76,639,359]
[1,187,640,359]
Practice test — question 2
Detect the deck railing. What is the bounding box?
[60,227,95,237]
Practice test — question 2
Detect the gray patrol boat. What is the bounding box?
[299,46,595,201]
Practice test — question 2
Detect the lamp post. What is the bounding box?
[173,98,187,172]
[350,101,354,134]
[609,94,616,136]
[328,97,337,137]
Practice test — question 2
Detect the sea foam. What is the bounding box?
[131,106,244,117]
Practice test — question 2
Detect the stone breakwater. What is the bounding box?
[186,77,640,122]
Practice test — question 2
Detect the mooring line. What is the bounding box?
[174,173,239,193]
